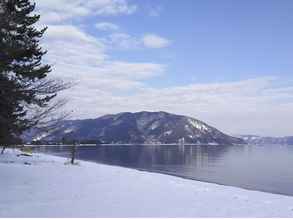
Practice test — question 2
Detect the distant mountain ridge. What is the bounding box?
[25,111,245,145]
[239,135,293,145]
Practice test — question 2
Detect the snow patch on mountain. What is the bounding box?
[187,118,208,131]
[150,121,160,130]
[32,133,49,142]
[164,130,173,136]
[64,128,74,134]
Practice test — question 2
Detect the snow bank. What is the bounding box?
[0,149,293,217]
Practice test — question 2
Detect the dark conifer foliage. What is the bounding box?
[0,0,67,146]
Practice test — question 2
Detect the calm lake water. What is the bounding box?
[34,144,293,196]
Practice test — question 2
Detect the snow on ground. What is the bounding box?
[1,149,293,218]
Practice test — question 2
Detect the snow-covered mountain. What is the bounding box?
[25,111,245,145]
[239,135,293,145]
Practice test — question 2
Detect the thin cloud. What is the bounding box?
[95,22,120,31]
[101,33,171,50]
[37,0,137,24]
[143,34,171,48]
[101,33,141,49]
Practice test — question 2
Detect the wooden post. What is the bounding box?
[71,143,76,164]
[1,146,6,154]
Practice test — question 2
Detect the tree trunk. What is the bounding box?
[1,146,6,154]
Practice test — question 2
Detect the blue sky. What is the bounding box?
[36,0,293,136]
[93,0,293,85]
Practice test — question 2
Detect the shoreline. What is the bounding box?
[31,148,293,198]
[20,143,247,147]
[7,145,293,197]
[1,149,293,217]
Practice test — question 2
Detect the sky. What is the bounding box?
[35,0,293,136]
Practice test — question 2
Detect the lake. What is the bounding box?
[34,144,293,196]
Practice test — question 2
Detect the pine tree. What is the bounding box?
[0,0,67,149]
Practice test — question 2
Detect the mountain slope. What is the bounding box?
[26,111,245,145]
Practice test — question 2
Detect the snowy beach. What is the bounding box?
[1,149,293,218]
